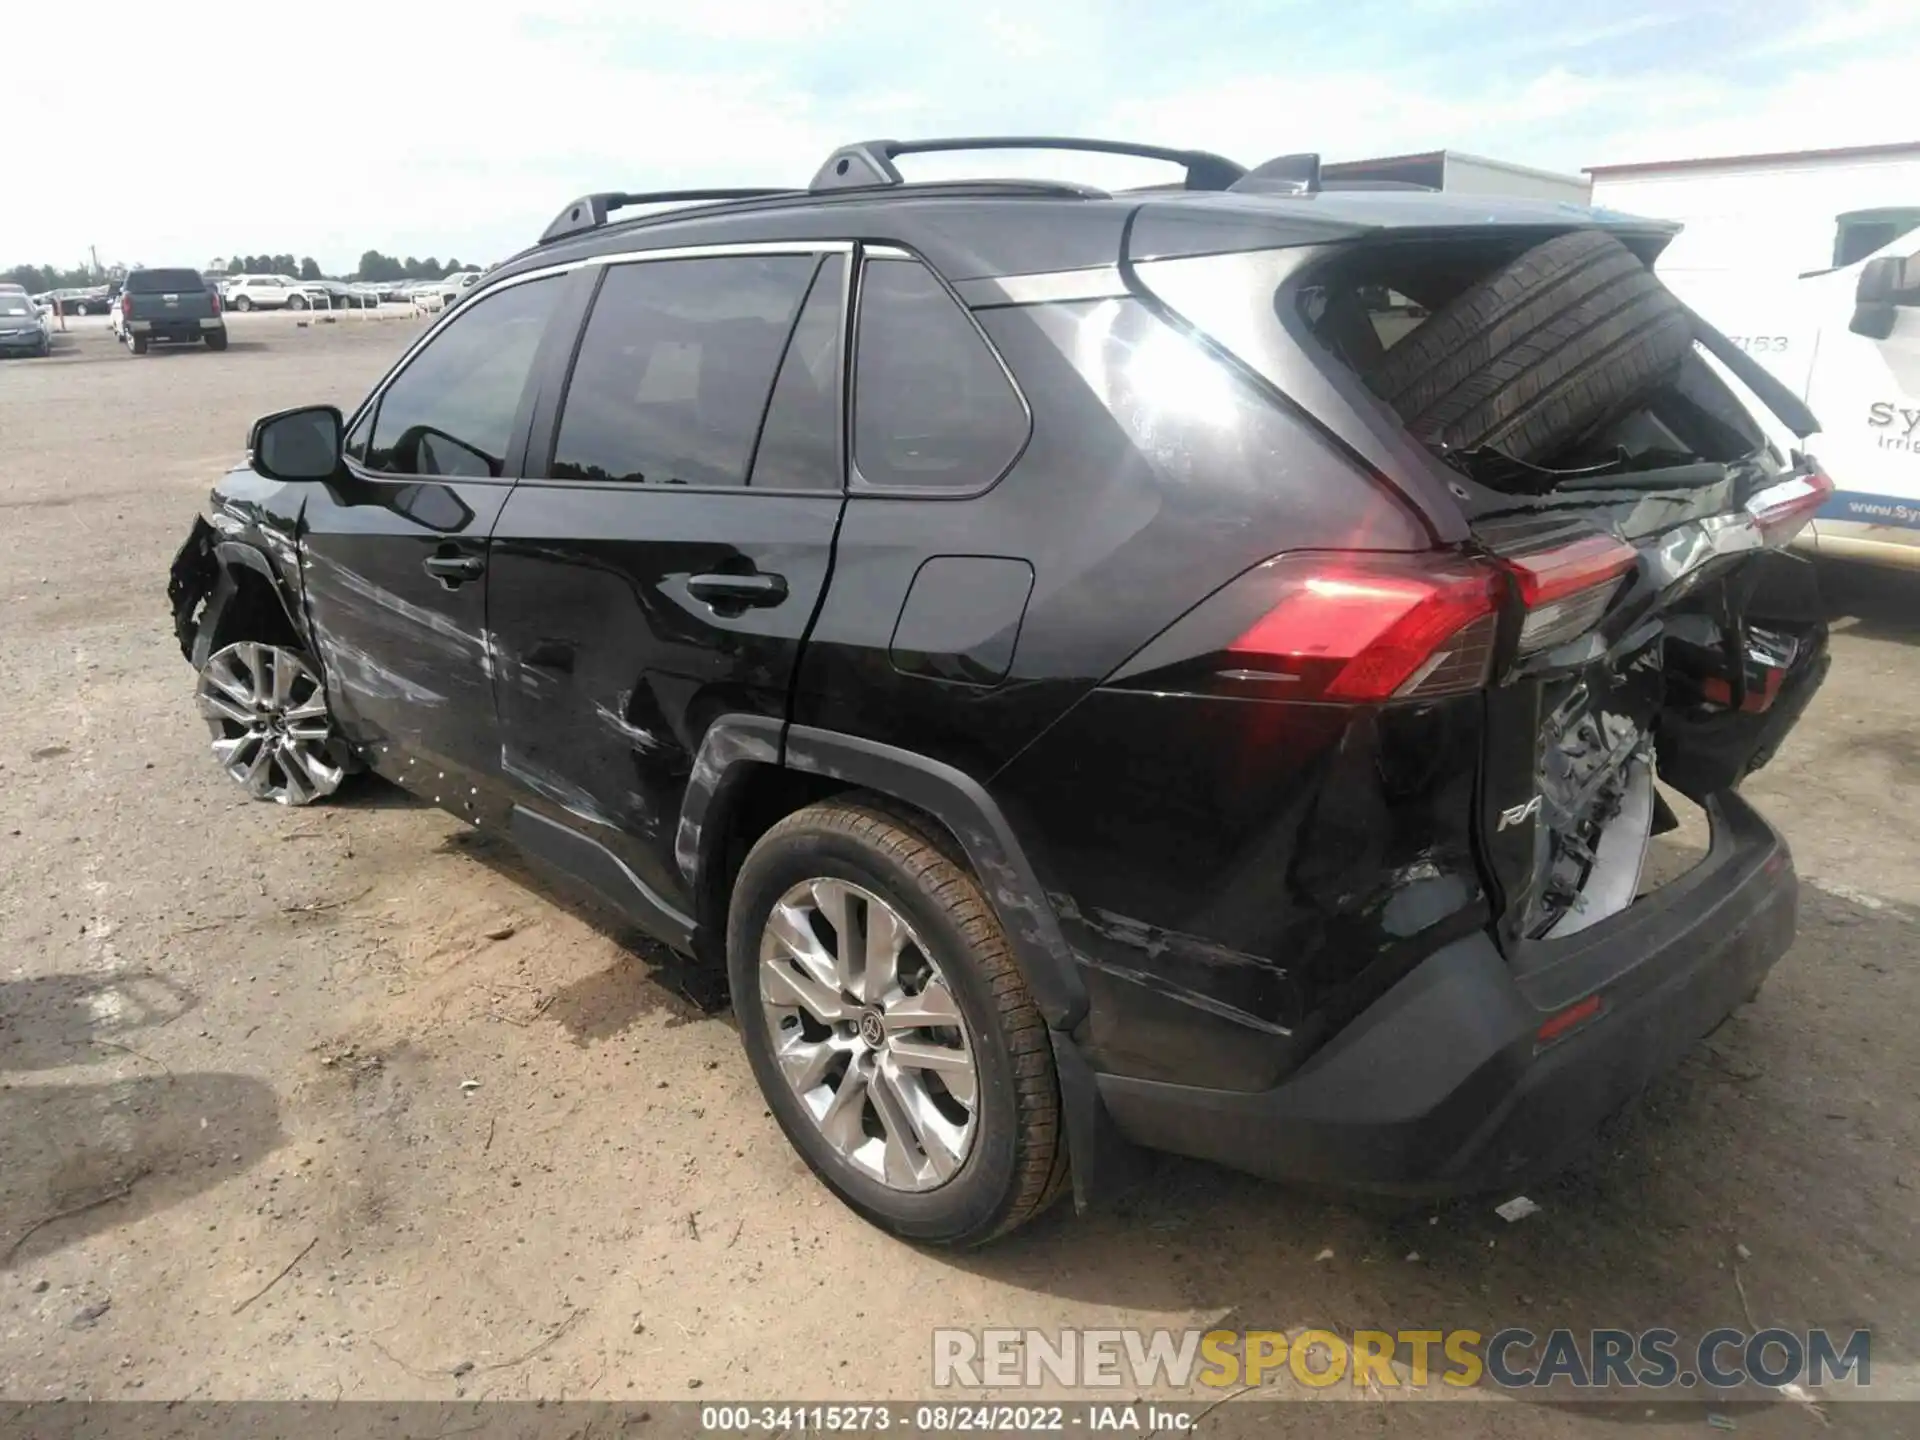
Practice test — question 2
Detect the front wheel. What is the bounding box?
[728,800,1068,1246]
[233,294,252,312]
[195,641,347,805]
[288,294,307,310]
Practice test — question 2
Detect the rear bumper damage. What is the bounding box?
[1094,789,1793,1195]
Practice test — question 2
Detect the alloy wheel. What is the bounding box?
[195,642,344,805]
[758,877,979,1192]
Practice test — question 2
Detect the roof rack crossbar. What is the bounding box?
[540,188,793,244]
[809,137,1247,193]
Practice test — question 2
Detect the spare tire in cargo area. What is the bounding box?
[1363,229,1694,464]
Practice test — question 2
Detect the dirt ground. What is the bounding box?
[2,316,1917,1435]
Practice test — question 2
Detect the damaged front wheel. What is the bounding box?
[195,641,346,806]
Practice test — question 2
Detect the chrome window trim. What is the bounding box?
[956,263,1131,310]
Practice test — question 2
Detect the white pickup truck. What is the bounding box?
[1664,232,1920,571]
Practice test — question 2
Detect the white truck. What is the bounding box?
[1661,235,1920,571]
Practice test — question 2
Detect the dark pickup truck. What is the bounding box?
[116,267,227,354]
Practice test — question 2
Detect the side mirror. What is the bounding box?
[1851,255,1905,339]
[1856,255,1901,305]
[251,404,344,481]
[1850,255,1912,339]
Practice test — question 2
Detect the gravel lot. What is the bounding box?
[2,318,1916,1435]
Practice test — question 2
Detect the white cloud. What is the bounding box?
[8,0,1918,273]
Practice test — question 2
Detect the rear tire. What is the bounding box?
[1363,229,1694,465]
[128,332,148,355]
[728,800,1068,1246]
[205,330,228,351]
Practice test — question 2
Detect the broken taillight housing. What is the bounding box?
[1745,468,1834,544]
[1502,533,1639,656]
[1116,535,1641,703]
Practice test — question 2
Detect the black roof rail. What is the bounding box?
[1228,153,1324,195]
[540,188,792,244]
[809,137,1246,193]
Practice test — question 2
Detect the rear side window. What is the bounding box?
[852,256,1027,492]
[128,269,205,293]
[353,275,560,478]
[551,255,818,487]
[747,258,844,491]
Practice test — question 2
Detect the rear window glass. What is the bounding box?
[128,270,206,293]
[852,257,1028,492]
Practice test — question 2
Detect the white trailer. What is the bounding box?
[1322,149,1590,205]
[1589,142,1920,571]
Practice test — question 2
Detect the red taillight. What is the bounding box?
[119,293,131,317]
[210,289,221,315]
[1501,533,1638,656]
[1536,993,1604,1046]
[1746,468,1833,544]
[1226,554,1502,701]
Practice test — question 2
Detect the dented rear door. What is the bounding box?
[485,249,848,917]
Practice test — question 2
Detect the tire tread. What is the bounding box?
[1363,229,1694,463]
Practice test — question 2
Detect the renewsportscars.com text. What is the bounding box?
[933,1327,1872,1391]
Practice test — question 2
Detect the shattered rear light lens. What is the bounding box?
[1503,533,1638,656]
[1226,554,1502,700]
[1746,468,1833,545]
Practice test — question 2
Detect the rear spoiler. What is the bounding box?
[1686,305,1821,439]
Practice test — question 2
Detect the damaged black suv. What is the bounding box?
[168,138,1834,1246]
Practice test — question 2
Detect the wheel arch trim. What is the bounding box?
[212,541,306,633]
[677,716,1087,1031]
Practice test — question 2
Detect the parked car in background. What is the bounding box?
[300,279,379,309]
[165,136,1834,1246]
[433,270,482,308]
[0,290,52,357]
[221,275,302,311]
[113,267,226,354]
[48,285,110,315]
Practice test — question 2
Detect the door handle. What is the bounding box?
[687,572,788,608]
[423,552,485,587]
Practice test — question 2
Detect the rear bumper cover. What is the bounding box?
[130,317,223,341]
[1096,790,1794,1194]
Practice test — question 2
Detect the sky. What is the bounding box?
[8,0,1918,275]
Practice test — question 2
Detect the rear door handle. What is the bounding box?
[424,552,485,587]
[687,572,788,608]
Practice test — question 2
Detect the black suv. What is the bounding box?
[168,138,1834,1246]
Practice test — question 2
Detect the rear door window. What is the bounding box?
[551,254,818,487]
[351,276,561,478]
[851,255,1028,492]
[747,258,845,491]
[129,269,207,293]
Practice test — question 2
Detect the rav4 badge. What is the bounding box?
[1498,796,1543,830]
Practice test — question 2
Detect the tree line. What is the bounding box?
[4,249,474,292]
